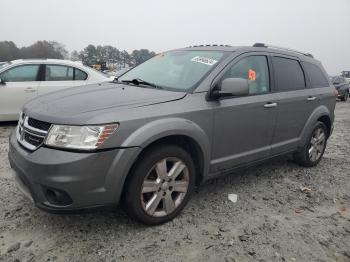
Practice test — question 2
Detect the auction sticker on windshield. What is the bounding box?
[191,56,218,66]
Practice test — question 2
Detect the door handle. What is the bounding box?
[264,102,278,108]
[307,96,316,101]
[24,88,36,92]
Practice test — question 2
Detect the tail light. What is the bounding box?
[334,89,339,97]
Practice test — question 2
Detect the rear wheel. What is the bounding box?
[123,145,195,225]
[294,121,328,167]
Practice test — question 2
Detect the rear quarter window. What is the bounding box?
[272,57,306,92]
[74,68,88,80]
[302,62,329,88]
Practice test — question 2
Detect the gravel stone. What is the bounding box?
[7,242,20,253]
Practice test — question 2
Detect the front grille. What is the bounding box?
[16,113,51,151]
[23,132,43,147]
[28,118,51,131]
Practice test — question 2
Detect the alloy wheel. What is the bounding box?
[140,157,190,217]
[308,127,326,162]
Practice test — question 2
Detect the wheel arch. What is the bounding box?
[299,105,332,146]
[113,118,211,203]
[123,118,210,182]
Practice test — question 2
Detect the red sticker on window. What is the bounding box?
[248,69,256,81]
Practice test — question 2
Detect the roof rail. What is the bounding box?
[253,43,314,58]
[188,44,232,48]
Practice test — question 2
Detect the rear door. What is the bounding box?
[211,53,278,172]
[270,56,320,155]
[0,64,41,120]
[302,61,335,119]
[38,64,88,96]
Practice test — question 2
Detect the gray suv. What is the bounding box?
[8,44,336,225]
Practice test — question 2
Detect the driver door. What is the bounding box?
[210,54,278,172]
[0,64,40,121]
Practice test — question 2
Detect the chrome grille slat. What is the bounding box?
[16,113,51,151]
[21,128,46,138]
[24,117,48,135]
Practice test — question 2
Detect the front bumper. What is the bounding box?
[8,130,141,212]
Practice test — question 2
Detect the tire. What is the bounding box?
[294,121,328,167]
[123,144,196,225]
[341,92,348,102]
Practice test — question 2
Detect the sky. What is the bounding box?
[2,0,350,74]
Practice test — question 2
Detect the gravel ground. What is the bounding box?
[0,103,349,262]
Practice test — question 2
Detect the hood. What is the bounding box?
[24,82,186,123]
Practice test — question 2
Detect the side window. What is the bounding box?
[74,68,88,80]
[45,65,74,81]
[0,64,40,82]
[272,57,305,91]
[302,62,329,88]
[222,56,270,94]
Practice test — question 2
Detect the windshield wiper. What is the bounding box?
[112,77,121,83]
[121,78,162,89]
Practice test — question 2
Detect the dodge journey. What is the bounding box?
[9,43,336,224]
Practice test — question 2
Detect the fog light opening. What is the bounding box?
[45,188,72,206]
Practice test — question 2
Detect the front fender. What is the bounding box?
[106,117,211,203]
[123,117,207,144]
[122,117,211,174]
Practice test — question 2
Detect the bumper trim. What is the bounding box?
[35,202,117,214]
[12,169,34,203]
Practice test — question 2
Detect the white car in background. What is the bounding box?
[0,62,9,69]
[0,59,111,121]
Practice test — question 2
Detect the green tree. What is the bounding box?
[70,50,80,61]
[0,41,20,61]
[20,41,67,59]
[131,49,156,66]
[120,50,131,68]
[104,45,120,64]
[50,41,69,59]
[81,44,98,65]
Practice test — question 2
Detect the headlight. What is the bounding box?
[45,124,119,150]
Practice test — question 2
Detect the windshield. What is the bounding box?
[118,50,227,91]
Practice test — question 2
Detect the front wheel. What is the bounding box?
[294,121,328,167]
[123,144,196,225]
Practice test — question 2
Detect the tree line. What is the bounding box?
[0,41,156,68]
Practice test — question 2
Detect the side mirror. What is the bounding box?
[212,78,249,98]
[0,78,5,85]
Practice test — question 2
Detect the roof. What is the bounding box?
[10,59,83,66]
[178,44,318,63]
